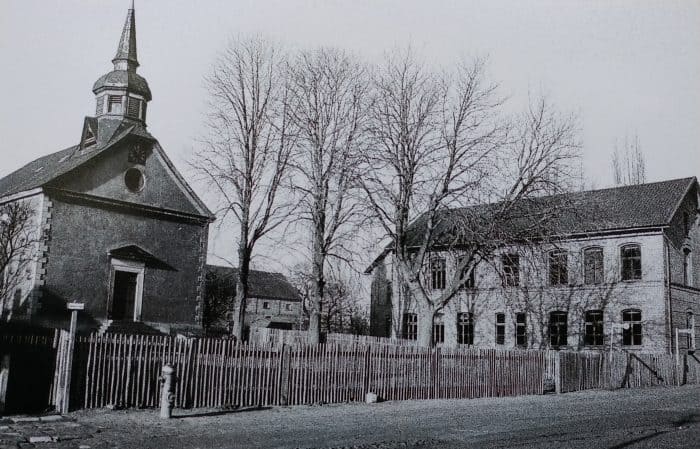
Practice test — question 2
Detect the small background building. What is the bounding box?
[204,265,302,335]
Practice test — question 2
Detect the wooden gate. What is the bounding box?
[0,331,58,414]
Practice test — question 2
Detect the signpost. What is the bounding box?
[59,302,84,414]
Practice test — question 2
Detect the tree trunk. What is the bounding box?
[417,306,435,347]
[308,229,325,345]
[231,232,250,342]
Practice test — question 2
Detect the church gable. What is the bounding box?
[48,137,210,218]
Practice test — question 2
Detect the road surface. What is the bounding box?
[3,385,699,448]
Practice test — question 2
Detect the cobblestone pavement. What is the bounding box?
[2,385,699,448]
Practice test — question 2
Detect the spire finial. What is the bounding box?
[112,3,138,71]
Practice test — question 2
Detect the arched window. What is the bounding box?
[622,309,642,346]
[583,247,604,285]
[549,311,568,348]
[549,250,568,286]
[683,248,692,287]
[620,244,642,281]
[432,313,445,345]
[430,257,446,290]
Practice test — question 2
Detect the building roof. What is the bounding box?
[0,120,152,200]
[205,265,302,302]
[367,177,698,272]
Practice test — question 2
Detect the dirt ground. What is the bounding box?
[2,385,699,448]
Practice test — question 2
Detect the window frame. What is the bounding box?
[501,254,520,287]
[620,244,642,282]
[107,95,123,113]
[432,313,445,345]
[457,312,474,345]
[621,309,642,346]
[495,312,506,345]
[548,249,568,286]
[549,311,568,348]
[584,310,604,346]
[457,256,476,290]
[402,313,418,340]
[583,246,604,285]
[515,312,527,347]
[683,248,692,287]
[430,257,446,290]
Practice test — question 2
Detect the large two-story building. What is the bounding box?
[369,178,699,353]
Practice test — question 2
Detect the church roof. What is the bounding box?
[205,265,302,302]
[113,4,138,68]
[93,70,151,101]
[0,119,147,199]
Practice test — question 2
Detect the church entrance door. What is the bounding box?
[111,270,138,321]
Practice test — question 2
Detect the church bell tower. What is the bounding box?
[92,2,151,125]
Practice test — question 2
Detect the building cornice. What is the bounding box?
[45,187,213,225]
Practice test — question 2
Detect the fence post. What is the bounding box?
[0,354,9,413]
[362,345,371,396]
[278,344,290,405]
[58,303,83,414]
[554,351,561,394]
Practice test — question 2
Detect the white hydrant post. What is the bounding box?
[160,365,175,419]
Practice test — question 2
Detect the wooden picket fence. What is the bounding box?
[3,330,699,413]
[73,334,547,410]
[558,351,680,393]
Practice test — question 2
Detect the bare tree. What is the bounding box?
[361,49,580,346]
[290,264,367,335]
[611,134,646,185]
[192,37,295,341]
[0,201,37,321]
[285,48,368,344]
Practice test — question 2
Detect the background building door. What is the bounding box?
[111,271,138,320]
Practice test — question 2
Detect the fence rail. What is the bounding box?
[2,331,698,413]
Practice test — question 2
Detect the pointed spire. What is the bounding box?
[112,2,138,71]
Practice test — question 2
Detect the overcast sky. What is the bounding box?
[1,0,699,272]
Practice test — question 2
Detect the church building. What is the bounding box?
[0,5,214,334]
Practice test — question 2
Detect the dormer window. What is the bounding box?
[108,95,123,113]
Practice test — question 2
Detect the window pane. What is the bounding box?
[621,245,642,281]
[458,256,476,289]
[622,309,642,346]
[495,312,505,345]
[457,312,474,345]
[516,313,527,347]
[431,258,446,290]
[502,254,519,287]
[584,248,604,285]
[549,311,568,347]
[549,250,568,286]
[402,313,417,340]
[584,310,604,346]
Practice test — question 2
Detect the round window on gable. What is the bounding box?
[124,168,145,193]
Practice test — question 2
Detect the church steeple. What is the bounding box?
[112,1,139,72]
[92,1,151,124]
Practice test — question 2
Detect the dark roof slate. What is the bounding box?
[205,265,301,302]
[406,177,696,248]
[0,119,153,199]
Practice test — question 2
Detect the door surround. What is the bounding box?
[107,258,145,321]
